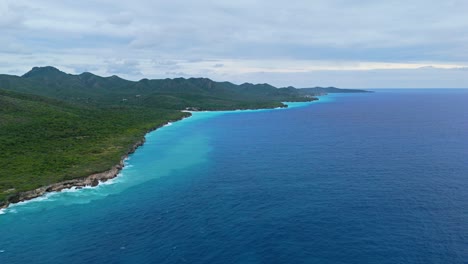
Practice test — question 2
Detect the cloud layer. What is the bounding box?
[1,0,468,87]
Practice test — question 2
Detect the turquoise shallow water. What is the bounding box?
[0,101,316,215]
[1,90,468,263]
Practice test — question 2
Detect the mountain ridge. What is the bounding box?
[1,66,369,110]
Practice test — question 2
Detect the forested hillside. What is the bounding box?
[0,88,187,202]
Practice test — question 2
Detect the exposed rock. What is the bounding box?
[0,114,191,210]
[91,179,99,187]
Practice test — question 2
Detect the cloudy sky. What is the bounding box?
[2,0,468,88]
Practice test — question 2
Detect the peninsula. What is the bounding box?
[0,67,369,208]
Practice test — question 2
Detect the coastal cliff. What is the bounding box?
[0,137,142,210]
[1,67,344,211]
[0,115,190,210]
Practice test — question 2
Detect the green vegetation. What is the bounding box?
[0,89,187,202]
[0,66,368,204]
[0,66,315,109]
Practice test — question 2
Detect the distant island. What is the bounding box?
[0,66,370,209]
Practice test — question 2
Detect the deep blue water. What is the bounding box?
[1,89,468,263]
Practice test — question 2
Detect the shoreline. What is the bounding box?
[0,114,192,211]
[0,99,319,211]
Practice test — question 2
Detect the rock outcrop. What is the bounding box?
[0,115,190,210]
[0,141,138,209]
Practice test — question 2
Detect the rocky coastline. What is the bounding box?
[0,101,313,211]
[0,115,191,210]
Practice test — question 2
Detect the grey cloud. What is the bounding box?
[68,64,100,74]
[2,0,468,87]
[106,60,142,76]
[107,12,133,26]
[221,67,468,88]
[152,59,178,66]
[8,0,468,61]
[165,71,189,77]
[0,2,26,28]
[150,59,181,72]
[0,36,29,54]
[186,59,211,63]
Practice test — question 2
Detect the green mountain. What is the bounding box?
[0,66,320,110]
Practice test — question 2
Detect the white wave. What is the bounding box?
[1,180,118,213]
[12,193,55,207]
[164,122,173,127]
[98,178,118,186]
[33,194,54,201]
[59,186,89,193]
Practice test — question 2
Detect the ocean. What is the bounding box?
[1,89,467,263]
